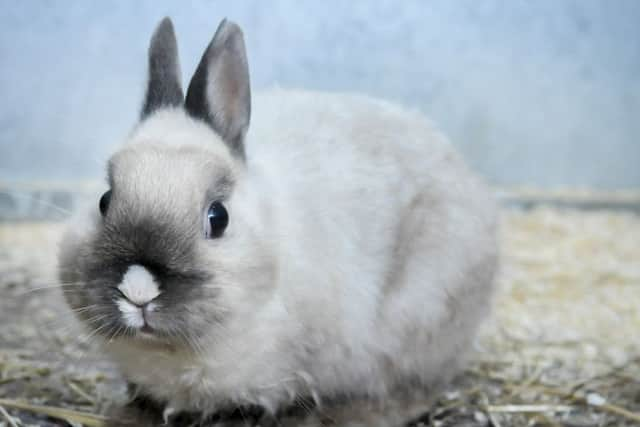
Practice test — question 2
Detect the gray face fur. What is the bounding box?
[60,144,236,347]
[59,17,253,350]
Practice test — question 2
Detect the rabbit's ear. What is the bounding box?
[141,17,184,119]
[185,19,250,160]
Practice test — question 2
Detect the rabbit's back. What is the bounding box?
[244,89,498,395]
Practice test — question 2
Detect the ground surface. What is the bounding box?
[0,204,639,426]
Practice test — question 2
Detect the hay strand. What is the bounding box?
[0,398,108,427]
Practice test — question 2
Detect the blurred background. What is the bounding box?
[1,0,639,193]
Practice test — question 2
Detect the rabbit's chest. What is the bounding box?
[109,340,298,414]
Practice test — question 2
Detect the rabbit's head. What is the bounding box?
[59,18,274,351]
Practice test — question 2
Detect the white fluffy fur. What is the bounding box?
[62,88,497,416]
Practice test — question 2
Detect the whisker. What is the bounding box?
[39,304,107,336]
[105,324,122,344]
[2,191,73,217]
[70,304,100,314]
[81,321,112,344]
[56,315,107,340]
[18,284,85,296]
[202,284,245,292]
[18,279,87,288]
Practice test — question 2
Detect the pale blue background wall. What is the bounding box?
[1,0,639,188]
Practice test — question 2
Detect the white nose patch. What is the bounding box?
[116,298,145,328]
[117,265,161,305]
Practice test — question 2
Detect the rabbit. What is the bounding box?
[58,16,498,426]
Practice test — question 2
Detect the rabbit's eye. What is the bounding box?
[99,190,112,216]
[206,201,228,238]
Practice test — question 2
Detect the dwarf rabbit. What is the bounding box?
[58,17,497,425]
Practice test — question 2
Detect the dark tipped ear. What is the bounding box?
[185,19,251,159]
[141,17,184,119]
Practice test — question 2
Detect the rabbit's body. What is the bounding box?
[58,19,497,423]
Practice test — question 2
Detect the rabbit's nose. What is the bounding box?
[115,264,162,330]
[117,264,161,306]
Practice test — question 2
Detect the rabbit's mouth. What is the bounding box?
[113,264,163,331]
[122,329,180,353]
[133,327,165,343]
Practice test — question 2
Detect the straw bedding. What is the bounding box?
[0,202,638,426]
